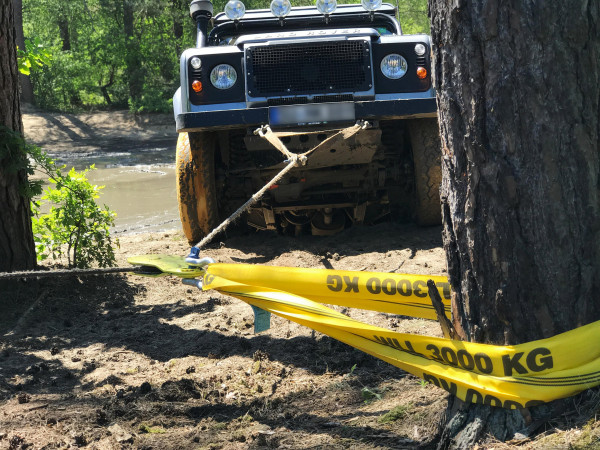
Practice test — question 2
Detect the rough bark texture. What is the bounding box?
[428,0,600,447]
[0,0,36,272]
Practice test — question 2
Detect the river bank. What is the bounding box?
[23,108,180,234]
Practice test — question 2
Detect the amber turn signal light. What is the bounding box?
[416,67,427,79]
[192,80,203,93]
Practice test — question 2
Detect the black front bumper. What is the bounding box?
[176,97,437,132]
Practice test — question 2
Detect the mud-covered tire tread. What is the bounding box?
[176,132,220,244]
[407,119,442,226]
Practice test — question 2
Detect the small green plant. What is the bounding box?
[418,379,429,388]
[30,147,117,268]
[361,387,382,403]
[378,403,413,423]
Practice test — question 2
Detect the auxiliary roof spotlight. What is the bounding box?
[270,0,291,18]
[361,0,382,11]
[224,0,245,20]
[316,0,337,15]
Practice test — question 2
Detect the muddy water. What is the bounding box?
[47,146,180,234]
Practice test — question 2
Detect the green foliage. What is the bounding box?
[361,386,382,403]
[378,403,413,423]
[397,0,429,34]
[139,423,166,434]
[23,0,193,112]
[29,151,117,268]
[1,128,118,268]
[0,127,44,199]
[17,37,53,76]
[21,0,428,112]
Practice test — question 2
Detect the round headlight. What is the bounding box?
[270,0,291,18]
[361,0,381,11]
[190,56,202,69]
[415,43,426,56]
[210,64,237,89]
[316,0,337,15]
[380,54,407,80]
[224,0,245,20]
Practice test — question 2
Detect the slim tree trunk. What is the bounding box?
[123,0,143,103]
[172,0,184,55]
[57,16,71,51]
[428,0,600,447]
[12,0,34,104]
[0,0,36,272]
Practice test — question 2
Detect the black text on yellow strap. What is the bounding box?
[326,275,451,300]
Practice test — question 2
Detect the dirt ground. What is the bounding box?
[21,106,175,155]
[1,111,598,449]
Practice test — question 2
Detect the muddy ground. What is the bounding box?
[0,111,598,449]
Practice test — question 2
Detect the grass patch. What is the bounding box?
[378,403,413,423]
[361,387,382,403]
[139,423,166,434]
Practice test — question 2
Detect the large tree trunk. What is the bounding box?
[429,0,600,447]
[12,0,34,104]
[0,0,36,272]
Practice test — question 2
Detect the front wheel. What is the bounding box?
[407,119,442,226]
[176,132,219,244]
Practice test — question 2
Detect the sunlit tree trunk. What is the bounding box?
[429,0,600,447]
[0,0,36,272]
[12,0,33,104]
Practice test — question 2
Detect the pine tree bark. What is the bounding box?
[0,0,36,272]
[428,0,600,447]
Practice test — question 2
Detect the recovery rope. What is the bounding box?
[192,121,369,250]
[0,122,368,280]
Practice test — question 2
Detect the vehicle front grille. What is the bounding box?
[313,94,353,103]
[267,97,309,107]
[246,40,372,98]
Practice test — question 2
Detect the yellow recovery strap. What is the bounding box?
[127,255,600,409]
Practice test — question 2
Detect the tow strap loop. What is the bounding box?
[126,255,600,409]
[204,264,600,410]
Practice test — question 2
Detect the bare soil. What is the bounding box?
[1,225,453,449]
[1,111,598,449]
[22,106,174,155]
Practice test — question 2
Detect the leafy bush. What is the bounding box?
[17,37,52,76]
[1,127,118,268]
[29,149,118,268]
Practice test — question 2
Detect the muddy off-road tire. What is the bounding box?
[407,119,442,226]
[176,132,219,244]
